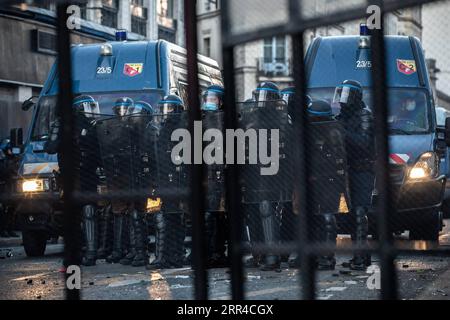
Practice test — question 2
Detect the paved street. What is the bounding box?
[1,221,450,300]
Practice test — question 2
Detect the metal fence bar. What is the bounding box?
[220,0,245,300]
[223,0,439,48]
[289,0,316,300]
[184,0,208,300]
[56,2,80,301]
[370,1,398,300]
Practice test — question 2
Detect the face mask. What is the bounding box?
[202,102,218,111]
[406,101,416,111]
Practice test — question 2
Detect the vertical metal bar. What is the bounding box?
[289,0,316,300]
[220,0,244,300]
[184,0,208,300]
[369,0,398,300]
[56,3,80,300]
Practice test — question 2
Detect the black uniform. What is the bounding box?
[96,97,151,267]
[334,80,375,270]
[46,95,101,266]
[201,85,229,268]
[307,99,347,270]
[146,95,187,270]
[118,101,154,267]
[240,82,291,271]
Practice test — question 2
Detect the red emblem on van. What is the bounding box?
[123,63,143,77]
[397,59,416,75]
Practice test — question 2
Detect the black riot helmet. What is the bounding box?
[202,84,225,111]
[252,82,280,107]
[307,99,333,121]
[280,87,312,108]
[333,79,363,108]
[113,97,134,116]
[158,95,184,117]
[73,95,100,118]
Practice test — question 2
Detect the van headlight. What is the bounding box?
[22,179,50,192]
[408,152,439,180]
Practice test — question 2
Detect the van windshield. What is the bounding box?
[31,90,164,141]
[308,87,431,134]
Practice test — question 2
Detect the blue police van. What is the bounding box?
[12,34,223,256]
[305,30,450,241]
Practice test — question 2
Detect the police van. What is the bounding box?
[436,106,450,219]
[305,27,450,240]
[12,33,223,256]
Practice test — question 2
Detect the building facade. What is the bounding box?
[0,0,186,138]
[197,0,424,102]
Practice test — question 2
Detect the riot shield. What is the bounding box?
[128,113,155,195]
[74,112,101,195]
[308,120,348,215]
[95,116,135,212]
[237,100,293,204]
[152,111,189,213]
[202,110,226,212]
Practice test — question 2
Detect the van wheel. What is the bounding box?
[22,230,47,257]
[409,210,442,241]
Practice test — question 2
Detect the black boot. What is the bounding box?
[97,204,112,259]
[205,212,228,268]
[106,214,124,263]
[81,205,97,266]
[317,214,337,271]
[146,211,184,270]
[131,210,148,267]
[259,201,281,271]
[350,206,370,270]
[120,213,136,265]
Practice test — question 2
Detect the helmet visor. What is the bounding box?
[114,105,129,116]
[202,92,221,111]
[82,101,100,117]
[333,85,359,105]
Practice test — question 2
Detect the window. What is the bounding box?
[101,0,119,28]
[158,0,174,18]
[158,0,175,29]
[203,37,211,57]
[263,36,286,63]
[205,0,219,11]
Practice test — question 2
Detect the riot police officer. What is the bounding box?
[118,100,154,267]
[146,95,186,269]
[103,97,135,264]
[307,99,347,270]
[334,80,375,270]
[201,85,229,268]
[247,81,284,271]
[46,95,101,266]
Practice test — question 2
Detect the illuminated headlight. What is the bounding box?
[408,152,439,180]
[22,179,49,192]
[146,198,162,213]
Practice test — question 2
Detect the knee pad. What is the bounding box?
[259,201,272,218]
[322,214,336,233]
[83,205,96,219]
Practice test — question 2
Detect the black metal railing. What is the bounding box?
[2,0,450,301]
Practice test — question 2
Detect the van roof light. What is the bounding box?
[100,43,113,56]
[115,29,127,41]
[360,23,370,36]
[359,23,371,48]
